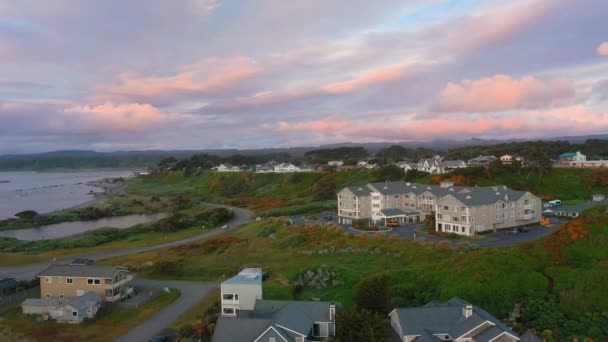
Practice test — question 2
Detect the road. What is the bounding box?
[0,203,252,280]
[116,278,218,342]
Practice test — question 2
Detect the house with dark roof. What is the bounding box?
[467,155,498,167]
[22,292,103,324]
[389,297,519,342]
[38,264,133,302]
[439,160,467,173]
[213,299,339,342]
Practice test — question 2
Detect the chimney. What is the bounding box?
[440,180,454,188]
[463,304,473,318]
[329,303,336,321]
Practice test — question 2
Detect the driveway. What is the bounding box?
[289,212,562,248]
[116,278,218,342]
[0,203,252,280]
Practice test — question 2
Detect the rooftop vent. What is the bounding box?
[466,195,471,199]
[463,304,473,318]
[427,186,431,190]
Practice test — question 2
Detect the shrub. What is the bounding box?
[278,234,309,248]
[354,274,391,314]
[256,225,277,238]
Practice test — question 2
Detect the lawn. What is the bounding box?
[102,207,608,340]
[0,289,181,342]
[0,253,46,267]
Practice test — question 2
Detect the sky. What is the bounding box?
[0,0,607,154]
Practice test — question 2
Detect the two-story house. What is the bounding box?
[389,297,520,341]
[37,264,133,302]
[217,163,241,172]
[274,163,300,173]
[336,186,372,224]
[434,186,541,236]
[221,268,264,317]
[467,155,498,167]
[214,299,339,342]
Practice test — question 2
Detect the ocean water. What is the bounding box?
[0,171,134,220]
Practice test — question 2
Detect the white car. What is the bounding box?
[221,225,229,229]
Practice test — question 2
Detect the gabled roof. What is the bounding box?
[439,186,529,207]
[391,297,518,340]
[213,300,339,342]
[559,152,577,157]
[38,265,128,278]
[62,292,103,312]
[344,185,372,196]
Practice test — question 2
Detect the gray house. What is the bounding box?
[22,292,103,324]
[389,297,519,342]
[213,300,339,342]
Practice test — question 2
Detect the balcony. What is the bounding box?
[105,274,133,289]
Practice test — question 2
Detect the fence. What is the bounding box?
[0,286,40,313]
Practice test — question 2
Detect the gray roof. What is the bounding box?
[440,160,466,168]
[345,185,372,196]
[63,292,103,312]
[520,330,542,342]
[443,186,529,207]
[392,297,518,340]
[22,298,62,307]
[213,300,339,342]
[38,264,128,278]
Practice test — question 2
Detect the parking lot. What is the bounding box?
[288,212,563,248]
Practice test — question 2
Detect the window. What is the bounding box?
[45,277,52,283]
[222,307,235,315]
[437,213,442,219]
[269,338,276,342]
[59,294,64,299]
[443,205,449,210]
[72,311,78,317]
[67,278,73,284]
[88,279,93,285]
[313,323,329,337]
[45,293,50,298]
[453,217,459,222]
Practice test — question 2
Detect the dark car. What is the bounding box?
[518,227,530,233]
[70,258,95,266]
[262,271,270,281]
[505,229,519,235]
[149,328,178,342]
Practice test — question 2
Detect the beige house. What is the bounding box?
[38,264,133,302]
[337,181,542,232]
[435,186,541,236]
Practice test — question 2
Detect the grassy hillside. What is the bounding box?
[127,170,373,216]
[105,206,608,340]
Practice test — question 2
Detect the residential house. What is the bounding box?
[435,185,542,236]
[365,163,379,169]
[274,163,300,173]
[327,160,344,166]
[417,158,441,173]
[221,268,263,317]
[357,161,368,167]
[438,160,467,174]
[396,161,418,172]
[22,292,103,324]
[543,195,608,218]
[217,163,241,172]
[389,297,519,342]
[467,155,498,167]
[337,181,542,232]
[37,264,133,303]
[213,299,339,342]
[559,151,586,163]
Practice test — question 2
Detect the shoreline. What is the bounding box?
[65,177,130,211]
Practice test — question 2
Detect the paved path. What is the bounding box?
[116,278,218,342]
[0,203,252,280]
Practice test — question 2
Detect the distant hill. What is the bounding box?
[1,134,608,171]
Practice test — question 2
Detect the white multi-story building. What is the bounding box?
[220,268,263,317]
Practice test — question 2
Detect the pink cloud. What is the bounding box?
[598,42,608,56]
[434,74,574,113]
[63,102,167,134]
[322,64,409,94]
[102,57,260,97]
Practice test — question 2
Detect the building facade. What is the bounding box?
[337,181,542,235]
[38,265,133,302]
[220,268,263,317]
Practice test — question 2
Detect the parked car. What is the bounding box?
[518,227,530,233]
[387,221,399,227]
[149,328,178,342]
[221,224,229,229]
[262,271,270,281]
[505,229,519,235]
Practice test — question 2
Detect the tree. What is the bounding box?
[375,145,414,163]
[371,165,404,182]
[335,309,390,342]
[354,274,391,314]
[312,173,336,201]
[404,169,429,182]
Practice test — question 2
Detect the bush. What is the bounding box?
[354,274,391,314]
[278,234,309,248]
[256,226,277,238]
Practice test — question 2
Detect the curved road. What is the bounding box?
[0,204,252,280]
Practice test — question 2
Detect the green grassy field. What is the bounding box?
[0,289,180,342]
[103,207,608,340]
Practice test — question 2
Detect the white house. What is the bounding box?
[274,163,300,173]
[217,164,241,172]
[220,268,263,317]
[327,160,344,166]
[417,158,440,173]
[357,161,368,167]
